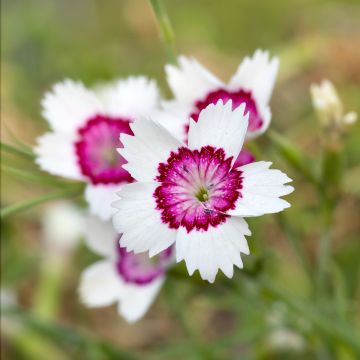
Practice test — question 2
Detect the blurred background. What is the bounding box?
[1,0,360,359]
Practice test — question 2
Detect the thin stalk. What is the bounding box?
[267,130,318,185]
[316,196,333,298]
[261,279,360,357]
[169,269,360,356]
[2,165,72,187]
[3,307,140,360]
[32,256,67,320]
[149,0,176,63]
[277,213,312,279]
[164,279,212,360]
[0,187,83,219]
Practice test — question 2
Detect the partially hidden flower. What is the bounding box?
[310,80,357,129]
[113,101,293,283]
[35,77,160,220]
[79,216,173,323]
[153,50,279,166]
[42,201,84,257]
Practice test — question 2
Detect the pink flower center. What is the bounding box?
[75,115,133,185]
[154,146,243,232]
[116,244,173,285]
[189,89,263,133]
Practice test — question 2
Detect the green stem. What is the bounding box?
[164,279,211,359]
[277,213,312,279]
[169,269,360,356]
[316,196,333,298]
[0,187,83,219]
[3,307,140,360]
[2,165,73,187]
[149,0,176,63]
[3,326,68,360]
[267,130,318,185]
[32,256,67,320]
[261,280,360,356]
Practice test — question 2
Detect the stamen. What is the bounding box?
[195,187,209,202]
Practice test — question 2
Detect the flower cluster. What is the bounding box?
[35,50,293,322]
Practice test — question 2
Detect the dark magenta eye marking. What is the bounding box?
[75,115,133,185]
[189,88,263,133]
[154,146,243,232]
[116,242,173,285]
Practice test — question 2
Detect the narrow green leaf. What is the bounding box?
[4,307,140,360]
[1,141,35,159]
[1,188,83,219]
[262,279,360,356]
[1,165,72,187]
[149,0,176,63]
[268,130,318,184]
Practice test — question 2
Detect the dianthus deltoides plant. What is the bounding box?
[1,0,359,358]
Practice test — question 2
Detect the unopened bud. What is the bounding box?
[310,80,357,130]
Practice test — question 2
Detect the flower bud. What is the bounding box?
[310,80,357,130]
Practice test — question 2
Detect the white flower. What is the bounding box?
[35,77,161,220]
[42,201,84,256]
[267,328,305,353]
[79,216,173,323]
[113,101,293,283]
[310,80,357,128]
[153,49,279,144]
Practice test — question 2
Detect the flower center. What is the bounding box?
[154,146,243,232]
[75,115,133,185]
[195,187,209,202]
[189,88,263,133]
[116,243,173,285]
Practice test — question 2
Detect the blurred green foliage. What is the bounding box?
[1,0,360,359]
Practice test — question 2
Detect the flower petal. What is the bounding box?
[228,161,294,217]
[99,76,160,119]
[42,79,103,133]
[228,49,279,107]
[176,217,251,283]
[119,117,183,182]
[118,277,164,323]
[83,216,118,259]
[246,104,271,139]
[233,148,256,168]
[188,100,249,163]
[34,132,83,180]
[79,260,124,307]
[85,184,121,221]
[113,182,177,256]
[151,100,191,142]
[165,56,224,104]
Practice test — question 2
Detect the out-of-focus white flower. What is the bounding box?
[79,216,174,323]
[153,50,279,167]
[35,77,161,221]
[267,328,306,353]
[266,302,306,353]
[113,101,293,283]
[1,288,21,334]
[1,288,16,310]
[310,80,357,129]
[157,49,279,141]
[42,201,85,255]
